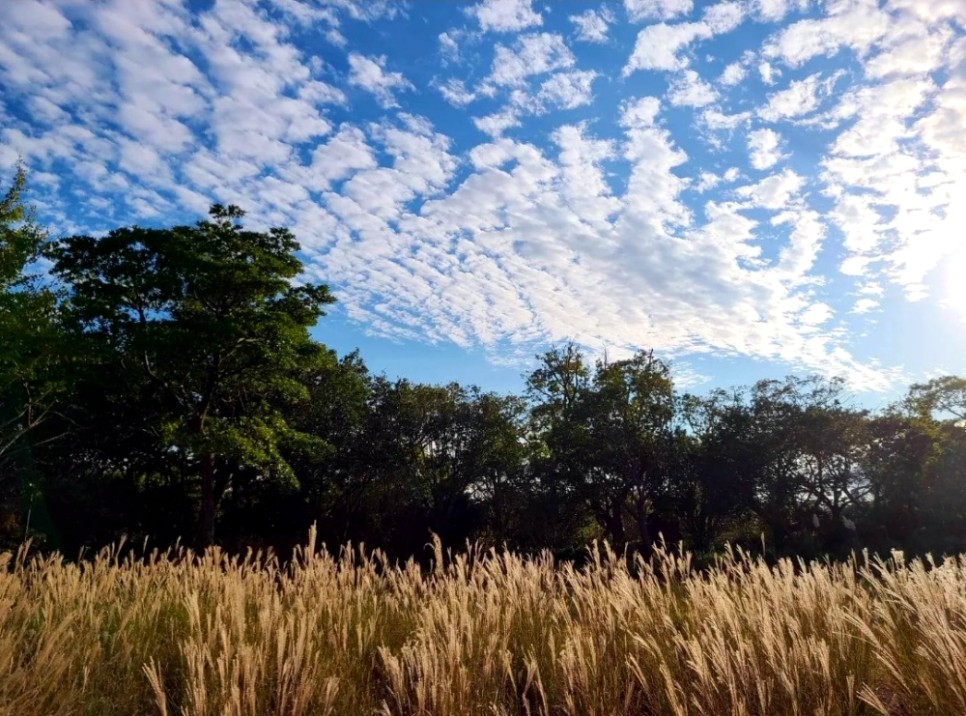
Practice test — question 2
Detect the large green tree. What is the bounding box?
[50,205,335,547]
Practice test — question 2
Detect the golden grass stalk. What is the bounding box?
[2,532,966,715]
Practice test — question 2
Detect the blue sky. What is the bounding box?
[1,0,964,403]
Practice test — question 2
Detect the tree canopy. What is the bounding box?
[2,172,966,561]
[48,204,334,547]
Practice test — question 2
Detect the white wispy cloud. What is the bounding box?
[624,0,694,23]
[746,127,785,170]
[467,0,542,32]
[436,78,477,107]
[439,32,461,62]
[484,33,575,89]
[759,72,839,122]
[570,7,614,43]
[538,70,599,110]
[624,22,713,74]
[763,0,892,67]
[347,53,413,108]
[719,61,747,86]
[473,108,521,138]
[668,70,718,106]
[7,0,963,393]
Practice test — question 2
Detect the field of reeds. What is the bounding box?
[3,529,966,716]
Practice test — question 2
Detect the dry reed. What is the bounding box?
[1,529,964,715]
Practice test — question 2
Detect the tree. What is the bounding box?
[676,389,760,552]
[280,349,371,546]
[0,165,60,541]
[341,379,524,555]
[740,376,874,555]
[49,205,335,547]
[862,412,934,549]
[906,376,966,424]
[582,351,676,550]
[525,346,676,551]
[898,376,966,552]
[524,344,596,548]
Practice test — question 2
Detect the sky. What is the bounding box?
[1,0,964,405]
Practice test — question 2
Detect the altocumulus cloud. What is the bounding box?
[1,0,965,392]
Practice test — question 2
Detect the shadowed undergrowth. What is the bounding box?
[1,529,964,716]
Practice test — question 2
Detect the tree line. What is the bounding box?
[2,167,966,560]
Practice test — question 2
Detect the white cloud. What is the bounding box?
[439,32,461,62]
[621,96,662,127]
[864,19,953,79]
[747,127,785,169]
[702,108,752,130]
[624,22,713,74]
[668,69,718,106]
[800,302,832,325]
[436,78,477,106]
[473,108,521,137]
[754,0,791,22]
[703,1,746,33]
[293,124,377,192]
[694,171,722,192]
[485,33,575,89]
[759,72,831,121]
[735,168,803,209]
[570,7,614,43]
[538,70,599,109]
[1,0,928,392]
[888,0,966,25]
[347,53,413,107]
[759,61,780,85]
[720,61,747,86]
[624,0,694,22]
[819,65,963,301]
[764,0,892,67]
[772,208,825,280]
[553,124,621,229]
[468,0,542,32]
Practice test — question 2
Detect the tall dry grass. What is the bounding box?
[1,529,965,715]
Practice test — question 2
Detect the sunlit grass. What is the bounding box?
[1,529,965,715]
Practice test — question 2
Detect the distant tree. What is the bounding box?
[900,376,966,552]
[583,351,676,550]
[741,376,874,554]
[862,412,934,549]
[49,205,335,548]
[524,344,596,547]
[676,388,761,552]
[463,390,529,545]
[281,350,372,546]
[342,379,526,555]
[526,346,676,550]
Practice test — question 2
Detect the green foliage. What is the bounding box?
[0,166,60,544]
[525,346,677,550]
[49,204,335,547]
[3,186,966,562]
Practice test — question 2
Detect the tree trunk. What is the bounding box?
[195,452,218,550]
[635,495,652,552]
[606,500,626,550]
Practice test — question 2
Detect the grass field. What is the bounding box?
[2,529,964,716]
